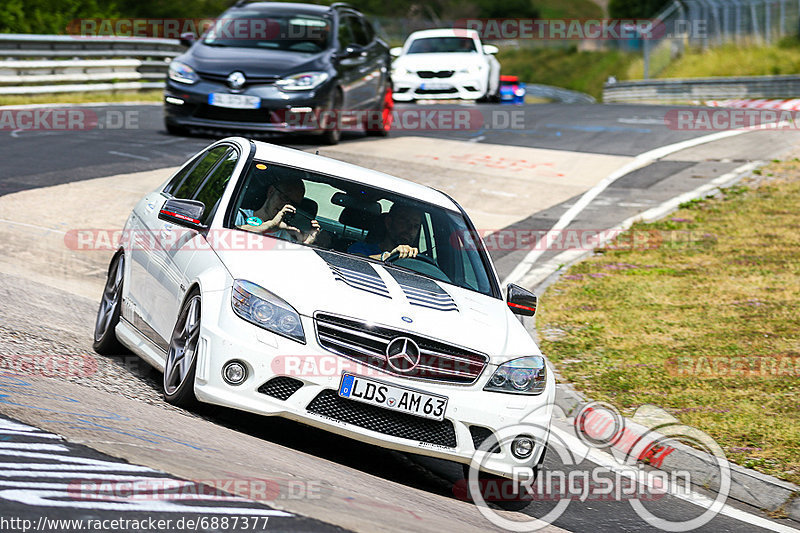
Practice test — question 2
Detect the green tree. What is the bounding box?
[609,0,671,19]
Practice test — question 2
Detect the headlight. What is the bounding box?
[231,280,305,343]
[484,356,546,395]
[391,67,410,76]
[457,64,483,75]
[168,60,199,85]
[275,71,329,91]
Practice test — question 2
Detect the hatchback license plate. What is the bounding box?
[338,373,447,421]
[208,93,260,109]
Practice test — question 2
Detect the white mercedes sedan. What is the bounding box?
[93,137,553,480]
[391,28,501,102]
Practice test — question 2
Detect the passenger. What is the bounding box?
[236,178,320,244]
[348,203,422,260]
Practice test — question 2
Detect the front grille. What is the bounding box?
[193,105,276,124]
[258,376,303,400]
[417,70,454,79]
[469,425,501,453]
[416,87,458,95]
[197,71,279,86]
[314,313,488,384]
[307,389,457,447]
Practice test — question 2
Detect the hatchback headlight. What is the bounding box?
[168,60,199,85]
[484,356,546,395]
[276,71,329,91]
[231,280,305,343]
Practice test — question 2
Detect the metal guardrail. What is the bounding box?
[0,34,182,95]
[603,75,800,103]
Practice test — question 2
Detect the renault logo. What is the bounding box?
[385,337,421,373]
[227,71,246,89]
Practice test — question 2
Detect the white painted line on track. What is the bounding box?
[550,425,800,533]
[108,150,150,161]
[519,161,760,289]
[0,218,67,235]
[503,126,764,287]
[0,443,68,451]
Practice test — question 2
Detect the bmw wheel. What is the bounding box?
[163,291,201,407]
[92,253,126,354]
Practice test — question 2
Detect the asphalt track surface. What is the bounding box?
[1,101,799,533]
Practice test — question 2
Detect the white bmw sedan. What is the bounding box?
[391,29,501,102]
[93,137,553,479]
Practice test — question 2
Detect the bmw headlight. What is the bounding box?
[168,60,199,85]
[276,71,329,91]
[484,356,546,395]
[231,280,305,343]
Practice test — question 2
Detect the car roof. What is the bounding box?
[245,139,461,211]
[229,2,333,16]
[406,28,480,41]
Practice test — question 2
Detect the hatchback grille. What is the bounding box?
[314,313,487,384]
[197,71,279,85]
[258,376,303,401]
[307,390,457,447]
[193,105,275,124]
[417,70,454,79]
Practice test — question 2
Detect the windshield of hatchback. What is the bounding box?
[407,37,477,54]
[228,161,496,297]
[203,12,331,53]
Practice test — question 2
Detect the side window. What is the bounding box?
[337,16,354,51]
[350,16,369,46]
[163,153,203,196]
[171,146,230,199]
[361,18,375,43]
[194,148,239,225]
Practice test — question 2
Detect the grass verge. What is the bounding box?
[497,46,637,99]
[0,90,163,107]
[536,159,800,485]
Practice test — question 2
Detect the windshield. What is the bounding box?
[407,37,477,54]
[228,161,497,297]
[203,11,331,53]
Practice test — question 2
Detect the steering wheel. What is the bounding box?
[384,251,438,267]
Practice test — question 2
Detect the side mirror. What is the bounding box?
[483,44,499,55]
[390,47,402,57]
[180,32,196,47]
[341,45,363,59]
[158,198,206,231]
[506,283,537,316]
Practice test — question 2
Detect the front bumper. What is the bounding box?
[193,287,555,478]
[392,72,486,101]
[163,78,335,133]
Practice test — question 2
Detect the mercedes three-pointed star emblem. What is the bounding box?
[385,337,421,373]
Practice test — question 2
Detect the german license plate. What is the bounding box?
[419,82,451,90]
[208,93,260,109]
[338,373,447,421]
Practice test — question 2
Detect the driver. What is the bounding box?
[348,203,422,261]
[235,178,320,245]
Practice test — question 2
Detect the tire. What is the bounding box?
[319,90,342,145]
[165,121,188,136]
[460,444,546,512]
[365,82,393,137]
[163,291,201,407]
[92,253,127,355]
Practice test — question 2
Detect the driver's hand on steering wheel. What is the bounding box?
[387,244,418,259]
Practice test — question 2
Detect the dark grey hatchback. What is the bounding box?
[163,1,393,144]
